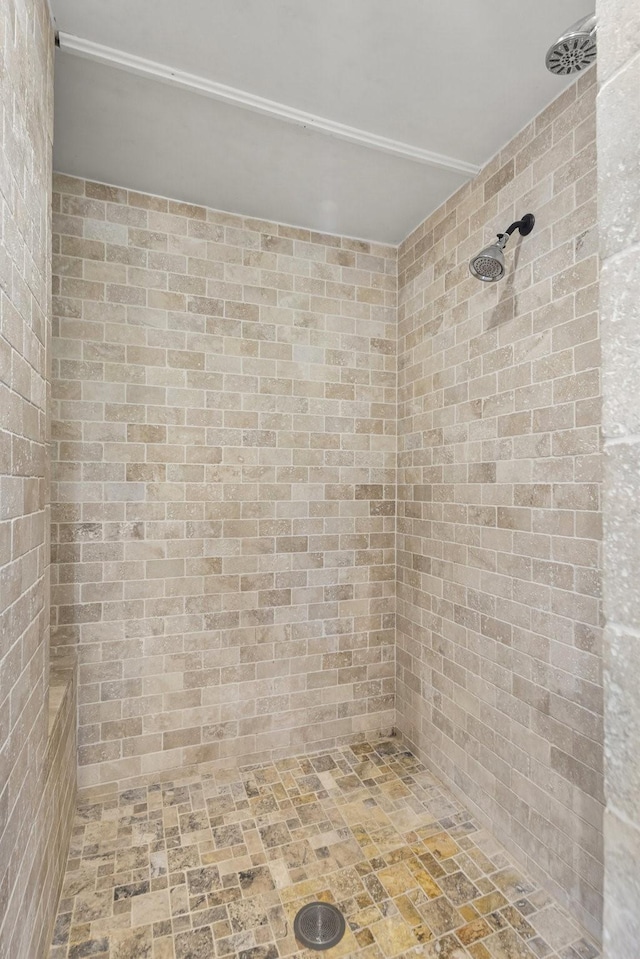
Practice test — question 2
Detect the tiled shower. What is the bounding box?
[1,0,639,957]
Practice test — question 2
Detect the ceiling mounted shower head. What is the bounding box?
[546,14,597,75]
[469,214,535,283]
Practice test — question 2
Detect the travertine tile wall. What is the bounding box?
[396,71,602,937]
[38,662,78,958]
[596,1,640,955]
[0,0,76,956]
[51,176,397,790]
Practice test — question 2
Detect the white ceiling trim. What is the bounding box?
[57,32,481,178]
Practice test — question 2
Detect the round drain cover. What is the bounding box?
[293,901,346,951]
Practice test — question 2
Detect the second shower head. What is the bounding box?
[469,214,535,283]
[546,14,597,75]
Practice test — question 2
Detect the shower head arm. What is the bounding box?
[497,213,536,246]
[564,13,597,39]
[504,214,535,238]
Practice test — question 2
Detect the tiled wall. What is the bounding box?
[50,70,606,941]
[597,1,640,954]
[0,0,75,955]
[396,72,602,937]
[38,662,78,957]
[51,176,397,790]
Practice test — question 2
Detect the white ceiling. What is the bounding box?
[51,0,594,243]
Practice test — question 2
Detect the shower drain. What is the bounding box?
[293,901,346,951]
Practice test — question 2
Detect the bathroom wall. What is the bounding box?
[51,175,396,790]
[596,1,640,954]
[396,71,602,936]
[0,0,76,956]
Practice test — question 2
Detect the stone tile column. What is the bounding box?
[597,1,640,955]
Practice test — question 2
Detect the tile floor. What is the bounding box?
[49,739,600,959]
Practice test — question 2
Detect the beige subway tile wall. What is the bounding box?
[396,71,602,938]
[0,0,76,956]
[51,177,397,790]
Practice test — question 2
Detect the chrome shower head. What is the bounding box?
[469,214,535,283]
[546,14,597,75]
[470,238,507,282]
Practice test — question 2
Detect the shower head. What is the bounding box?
[469,214,535,283]
[469,239,507,282]
[546,14,597,75]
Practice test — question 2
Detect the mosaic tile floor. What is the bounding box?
[49,739,600,959]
